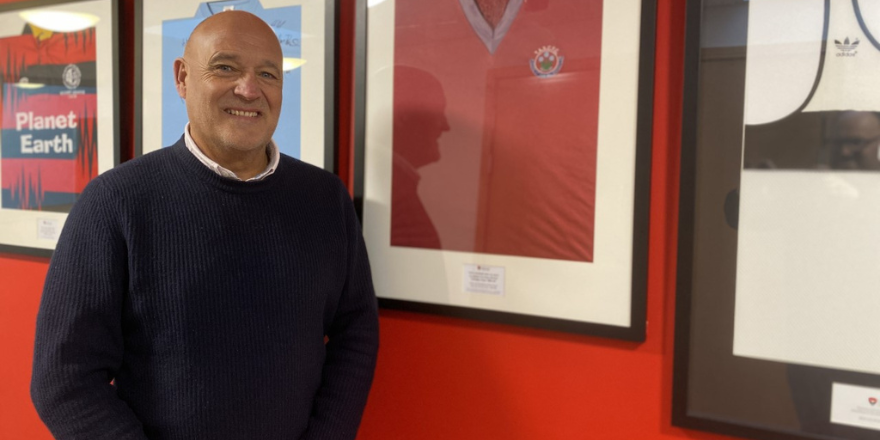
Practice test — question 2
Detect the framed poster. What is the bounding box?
[674,0,880,439]
[135,0,336,169]
[0,0,119,258]
[355,0,655,340]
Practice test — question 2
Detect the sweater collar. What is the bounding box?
[169,137,282,194]
[182,123,280,182]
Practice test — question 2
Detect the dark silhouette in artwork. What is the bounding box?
[391,66,450,249]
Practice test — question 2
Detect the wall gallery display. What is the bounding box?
[135,0,336,168]
[356,0,655,340]
[675,1,880,439]
[0,0,119,257]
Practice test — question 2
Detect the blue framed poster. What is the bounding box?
[135,0,335,169]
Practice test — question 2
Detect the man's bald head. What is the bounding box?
[183,11,282,62]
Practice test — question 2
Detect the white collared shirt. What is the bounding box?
[183,123,280,182]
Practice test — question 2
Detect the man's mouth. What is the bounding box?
[226,109,260,118]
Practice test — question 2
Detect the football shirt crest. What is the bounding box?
[529,45,564,77]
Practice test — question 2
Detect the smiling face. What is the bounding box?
[174,11,283,158]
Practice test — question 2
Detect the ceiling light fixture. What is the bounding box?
[19,10,100,33]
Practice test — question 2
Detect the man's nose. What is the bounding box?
[440,115,451,132]
[234,73,261,100]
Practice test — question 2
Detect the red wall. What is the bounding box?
[0,254,51,439]
[0,1,744,439]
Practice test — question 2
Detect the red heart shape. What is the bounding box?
[870,397,878,406]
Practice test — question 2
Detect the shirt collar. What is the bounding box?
[183,123,280,182]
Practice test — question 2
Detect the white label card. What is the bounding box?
[463,264,505,296]
[831,382,880,431]
[37,218,61,241]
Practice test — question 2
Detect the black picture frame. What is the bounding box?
[674,1,880,439]
[0,0,120,258]
[353,0,656,341]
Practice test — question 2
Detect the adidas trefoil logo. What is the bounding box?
[835,37,859,57]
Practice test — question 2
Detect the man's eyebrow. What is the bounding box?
[209,52,281,71]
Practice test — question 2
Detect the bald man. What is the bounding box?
[31,11,379,440]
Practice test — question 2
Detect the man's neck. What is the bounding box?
[201,145,270,181]
[186,125,270,181]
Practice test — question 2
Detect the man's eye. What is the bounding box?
[260,72,277,79]
[216,65,233,72]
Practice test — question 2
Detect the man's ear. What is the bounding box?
[173,58,187,99]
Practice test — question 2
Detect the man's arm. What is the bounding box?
[301,183,380,440]
[31,178,147,440]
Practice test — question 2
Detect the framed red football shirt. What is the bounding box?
[391,0,602,262]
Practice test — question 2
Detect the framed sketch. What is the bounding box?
[674,0,880,439]
[355,0,655,340]
[0,0,119,258]
[135,0,336,169]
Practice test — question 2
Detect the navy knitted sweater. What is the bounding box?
[31,139,379,440]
